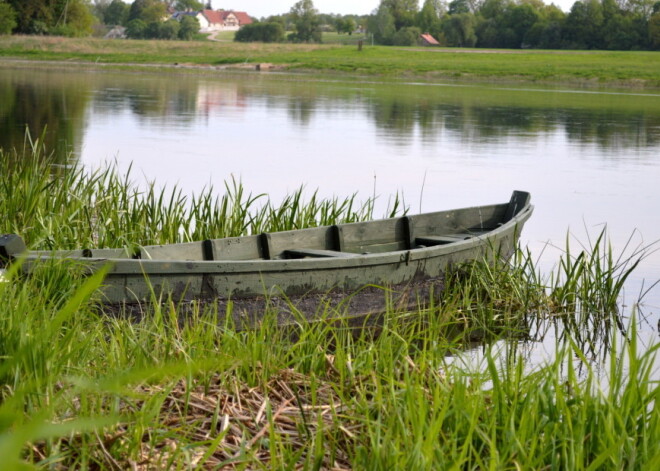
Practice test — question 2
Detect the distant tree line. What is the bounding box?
[95,0,201,40]
[0,0,95,36]
[2,0,659,50]
[368,0,660,50]
[235,0,366,43]
[0,0,202,40]
[234,0,660,50]
[236,0,325,43]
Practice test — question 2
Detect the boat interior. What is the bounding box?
[1,192,530,265]
[22,202,515,262]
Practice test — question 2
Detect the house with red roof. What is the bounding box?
[196,9,253,32]
[420,33,440,46]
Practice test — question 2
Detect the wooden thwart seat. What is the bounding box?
[283,248,359,259]
[416,233,479,246]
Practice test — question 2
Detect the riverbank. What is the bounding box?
[1,35,659,88]
[1,137,659,469]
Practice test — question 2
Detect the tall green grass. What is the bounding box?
[1,139,659,468]
[1,132,400,251]
[2,266,657,469]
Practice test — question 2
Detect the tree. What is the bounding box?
[0,1,17,34]
[393,25,421,45]
[447,0,470,14]
[627,0,656,19]
[650,11,660,48]
[262,22,285,41]
[103,0,129,25]
[175,0,202,10]
[92,0,109,20]
[441,12,477,46]
[344,17,357,34]
[52,0,95,37]
[335,16,357,34]
[368,3,396,44]
[126,17,147,37]
[7,0,94,35]
[602,12,646,49]
[144,20,160,38]
[178,14,199,39]
[158,18,179,38]
[382,0,418,30]
[7,0,53,33]
[524,4,565,49]
[129,0,167,23]
[265,14,287,29]
[479,0,510,18]
[562,0,604,49]
[417,0,443,34]
[289,0,321,42]
[335,17,346,33]
[505,3,540,48]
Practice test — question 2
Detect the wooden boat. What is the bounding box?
[1,191,532,324]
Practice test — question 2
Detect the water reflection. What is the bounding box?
[0,68,89,159]
[369,98,660,150]
[1,65,659,330]
[91,79,200,125]
[2,68,659,160]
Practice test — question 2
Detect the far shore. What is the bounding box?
[1,36,659,89]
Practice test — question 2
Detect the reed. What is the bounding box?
[1,139,658,469]
[0,133,395,252]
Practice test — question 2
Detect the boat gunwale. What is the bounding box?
[18,202,533,275]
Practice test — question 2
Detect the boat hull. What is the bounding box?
[2,191,533,323]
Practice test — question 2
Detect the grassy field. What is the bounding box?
[1,35,659,87]
[0,135,659,468]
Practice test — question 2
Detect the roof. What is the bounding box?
[201,9,253,26]
[172,11,198,20]
[202,9,224,25]
[420,33,440,45]
[231,11,253,25]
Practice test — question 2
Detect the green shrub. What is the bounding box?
[235,22,285,43]
[0,2,17,35]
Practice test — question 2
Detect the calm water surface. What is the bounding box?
[2,67,659,348]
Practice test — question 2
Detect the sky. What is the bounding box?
[208,1,575,18]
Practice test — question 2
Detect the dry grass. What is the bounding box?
[33,369,355,470]
[1,35,334,56]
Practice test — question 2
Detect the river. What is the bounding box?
[1,65,659,346]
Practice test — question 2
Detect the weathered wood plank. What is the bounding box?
[267,226,333,258]
[141,242,205,261]
[210,235,262,260]
[88,248,135,258]
[339,218,408,253]
[410,204,506,237]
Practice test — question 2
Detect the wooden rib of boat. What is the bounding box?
[1,191,532,324]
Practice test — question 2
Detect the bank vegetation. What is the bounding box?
[0,130,659,469]
[1,35,660,88]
